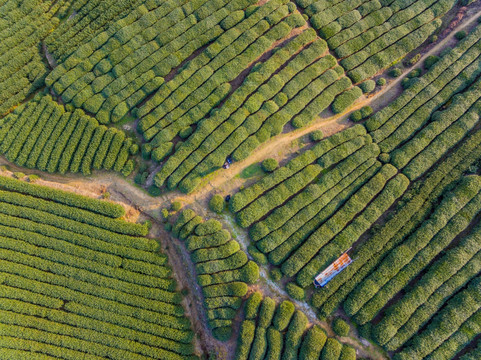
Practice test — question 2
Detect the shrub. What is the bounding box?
[332,318,350,336]
[376,78,386,86]
[424,55,439,70]
[171,201,182,212]
[310,130,323,141]
[269,268,282,281]
[455,30,467,40]
[148,186,161,197]
[152,143,173,162]
[360,106,373,118]
[13,172,25,179]
[262,158,278,172]
[339,345,356,360]
[179,126,193,139]
[350,110,362,122]
[28,174,40,183]
[407,69,422,78]
[331,87,362,114]
[401,77,415,90]
[321,338,343,360]
[209,194,225,214]
[360,80,375,94]
[389,67,402,77]
[195,219,222,236]
[286,282,305,301]
[161,208,169,222]
[379,153,390,163]
[407,54,421,66]
[248,245,268,265]
[273,300,295,331]
[245,292,263,320]
[299,325,327,360]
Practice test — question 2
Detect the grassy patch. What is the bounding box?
[239,163,265,179]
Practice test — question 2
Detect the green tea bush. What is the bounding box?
[286,282,305,301]
[332,318,350,336]
[360,80,375,94]
[209,194,225,214]
[376,78,386,86]
[424,55,440,70]
[310,130,324,141]
[331,87,362,114]
[262,158,279,172]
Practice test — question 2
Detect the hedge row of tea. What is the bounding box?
[0,94,136,176]
[235,292,357,360]
[46,0,257,124]
[0,0,74,115]
[230,124,409,286]
[0,175,197,359]
[297,0,457,83]
[311,24,481,357]
[45,0,146,61]
[171,210,259,341]
[312,122,481,319]
[367,24,481,180]
[152,26,362,194]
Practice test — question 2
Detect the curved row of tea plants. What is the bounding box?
[0,175,197,360]
[229,124,409,287]
[235,292,357,360]
[0,0,74,115]
[46,0,257,124]
[297,0,458,83]
[0,94,136,176]
[170,209,259,341]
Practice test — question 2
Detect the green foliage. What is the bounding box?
[424,55,439,70]
[248,245,268,265]
[389,68,402,78]
[168,208,258,339]
[286,282,305,301]
[360,80,375,94]
[350,110,362,122]
[321,338,343,360]
[376,78,386,86]
[332,318,350,337]
[455,30,467,40]
[262,158,279,172]
[209,195,225,214]
[331,87,362,114]
[0,175,196,358]
[171,201,182,212]
[269,268,282,281]
[310,130,324,142]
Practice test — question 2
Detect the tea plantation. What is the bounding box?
[1,0,481,358]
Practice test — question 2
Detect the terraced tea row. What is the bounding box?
[0,0,74,115]
[46,0,258,124]
[230,124,409,287]
[0,94,136,176]
[170,209,259,341]
[0,175,197,359]
[297,0,457,83]
[235,292,357,360]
